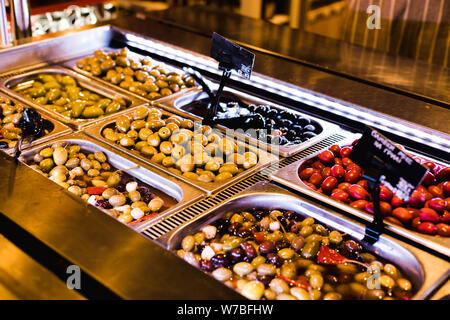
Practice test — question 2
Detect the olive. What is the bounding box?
[181,235,195,251]
[233,262,254,277]
[109,194,126,207]
[39,158,55,173]
[141,146,157,157]
[214,172,233,182]
[147,134,161,147]
[269,278,289,295]
[212,267,232,282]
[291,236,305,252]
[240,242,257,260]
[241,281,265,300]
[158,127,171,140]
[280,262,297,279]
[301,241,320,259]
[266,253,284,267]
[230,247,246,263]
[211,253,231,268]
[257,263,276,276]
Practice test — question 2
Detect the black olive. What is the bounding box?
[215,219,230,234]
[267,108,278,119]
[95,199,113,209]
[247,104,257,112]
[275,239,290,250]
[303,124,316,132]
[253,114,266,128]
[284,210,296,220]
[253,210,267,219]
[240,242,257,260]
[228,222,241,235]
[266,253,284,267]
[255,105,268,115]
[279,118,293,127]
[200,259,215,272]
[296,117,311,127]
[265,118,276,129]
[302,132,317,139]
[0,141,8,149]
[257,274,274,286]
[211,253,231,268]
[230,247,246,263]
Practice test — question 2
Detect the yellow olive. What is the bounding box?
[219,163,239,175]
[116,115,131,132]
[141,146,157,157]
[162,156,175,167]
[151,152,165,164]
[205,160,221,172]
[171,145,185,160]
[214,172,233,181]
[147,119,165,130]
[158,127,171,140]
[160,141,173,155]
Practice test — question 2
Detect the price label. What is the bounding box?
[349,127,428,202]
[210,33,255,79]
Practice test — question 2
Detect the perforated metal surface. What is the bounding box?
[141,132,348,240]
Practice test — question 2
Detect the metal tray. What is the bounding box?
[0,91,72,156]
[63,48,199,104]
[160,181,450,300]
[269,139,450,257]
[157,87,340,157]
[18,132,205,232]
[0,67,146,130]
[84,106,279,195]
[430,277,450,300]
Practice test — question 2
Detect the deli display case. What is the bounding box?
[0,5,449,301]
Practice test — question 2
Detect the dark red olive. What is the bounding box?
[392,207,414,224]
[321,176,338,194]
[237,227,253,238]
[411,217,421,230]
[408,190,427,208]
[356,179,369,191]
[304,182,317,190]
[442,181,450,197]
[266,253,284,267]
[416,222,437,235]
[331,189,350,202]
[309,172,323,187]
[436,223,450,236]
[348,184,369,200]
[379,186,393,202]
[329,145,341,157]
[257,274,274,286]
[427,198,447,213]
[228,222,241,235]
[436,167,450,183]
[299,167,317,180]
[341,157,353,168]
[259,240,276,255]
[334,158,343,166]
[340,147,352,158]
[330,165,345,179]
[200,259,215,272]
[391,195,405,208]
[350,200,370,211]
[240,242,257,260]
[318,150,335,165]
[230,247,246,263]
[418,208,440,223]
[312,160,325,171]
[345,170,362,184]
[211,253,231,268]
[321,167,332,179]
[422,172,437,186]
[428,185,443,198]
[440,211,450,223]
[338,182,351,192]
[344,240,361,254]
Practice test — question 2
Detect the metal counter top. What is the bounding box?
[0,152,242,299]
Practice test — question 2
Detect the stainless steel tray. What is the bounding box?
[18,132,205,232]
[269,139,450,257]
[0,91,72,156]
[157,87,340,157]
[0,67,147,130]
[63,48,199,105]
[84,106,279,196]
[160,181,450,300]
[430,277,450,300]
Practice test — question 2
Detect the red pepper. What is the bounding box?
[128,213,158,225]
[317,245,369,269]
[276,275,311,291]
[87,186,107,195]
[317,245,348,265]
[252,231,266,243]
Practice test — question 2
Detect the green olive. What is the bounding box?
[301,241,320,259]
[39,158,55,173]
[81,106,104,118]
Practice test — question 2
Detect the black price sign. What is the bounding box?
[210,33,255,79]
[350,127,428,202]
